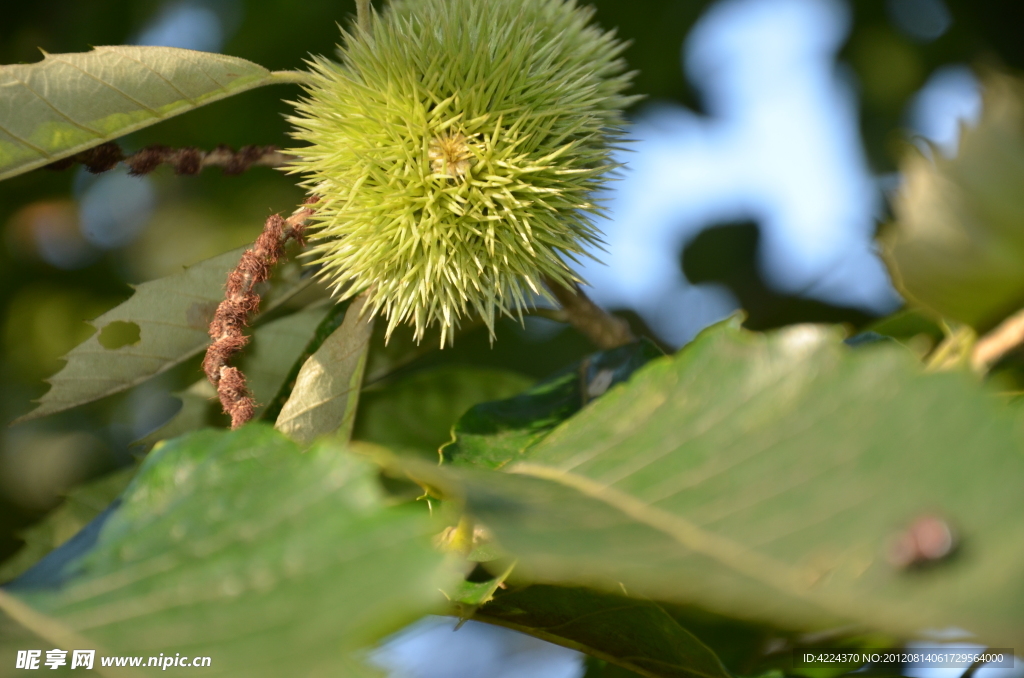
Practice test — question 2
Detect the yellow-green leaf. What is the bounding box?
[884,73,1024,330]
[0,46,306,182]
[275,294,376,445]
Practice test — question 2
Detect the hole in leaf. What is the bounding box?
[98,321,141,349]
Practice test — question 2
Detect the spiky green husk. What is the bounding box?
[288,0,635,344]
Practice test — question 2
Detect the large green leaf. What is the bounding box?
[0,46,306,182]
[441,339,662,468]
[473,584,730,678]
[354,366,534,457]
[14,248,310,424]
[884,73,1024,330]
[2,425,458,676]
[275,295,376,445]
[429,320,1024,646]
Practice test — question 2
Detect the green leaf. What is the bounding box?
[0,46,306,182]
[239,303,332,418]
[863,310,944,344]
[444,561,516,610]
[262,306,459,425]
[584,656,646,677]
[14,247,310,424]
[655,606,888,678]
[431,320,1024,646]
[260,302,351,423]
[856,310,945,360]
[275,294,376,445]
[473,584,731,678]
[884,73,1024,330]
[0,591,130,678]
[354,366,534,457]
[441,339,662,469]
[0,467,136,584]
[3,425,458,676]
[654,606,776,677]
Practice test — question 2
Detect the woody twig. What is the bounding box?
[45,141,291,176]
[971,308,1024,373]
[542,276,635,350]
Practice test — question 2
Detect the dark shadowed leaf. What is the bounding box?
[355,366,534,457]
[441,339,662,469]
[14,249,310,424]
[238,303,331,418]
[0,467,136,584]
[363,318,453,385]
[135,379,220,449]
[474,584,731,678]
[136,304,330,447]
[583,656,646,677]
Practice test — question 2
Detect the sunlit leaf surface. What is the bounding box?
[275,295,375,445]
[0,46,303,182]
[432,321,1024,646]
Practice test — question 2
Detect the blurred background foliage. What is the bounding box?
[2,0,1024,658]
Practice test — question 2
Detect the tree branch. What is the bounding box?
[526,306,570,324]
[971,308,1024,372]
[203,198,316,429]
[543,276,635,350]
[44,142,292,176]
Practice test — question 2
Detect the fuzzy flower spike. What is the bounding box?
[287,0,636,344]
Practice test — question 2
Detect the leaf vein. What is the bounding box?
[5,71,105,137]
[47,55,164,116]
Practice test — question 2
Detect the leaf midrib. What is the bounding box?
[506,462,932,637]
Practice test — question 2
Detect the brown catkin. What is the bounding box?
[203,200,315,428]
